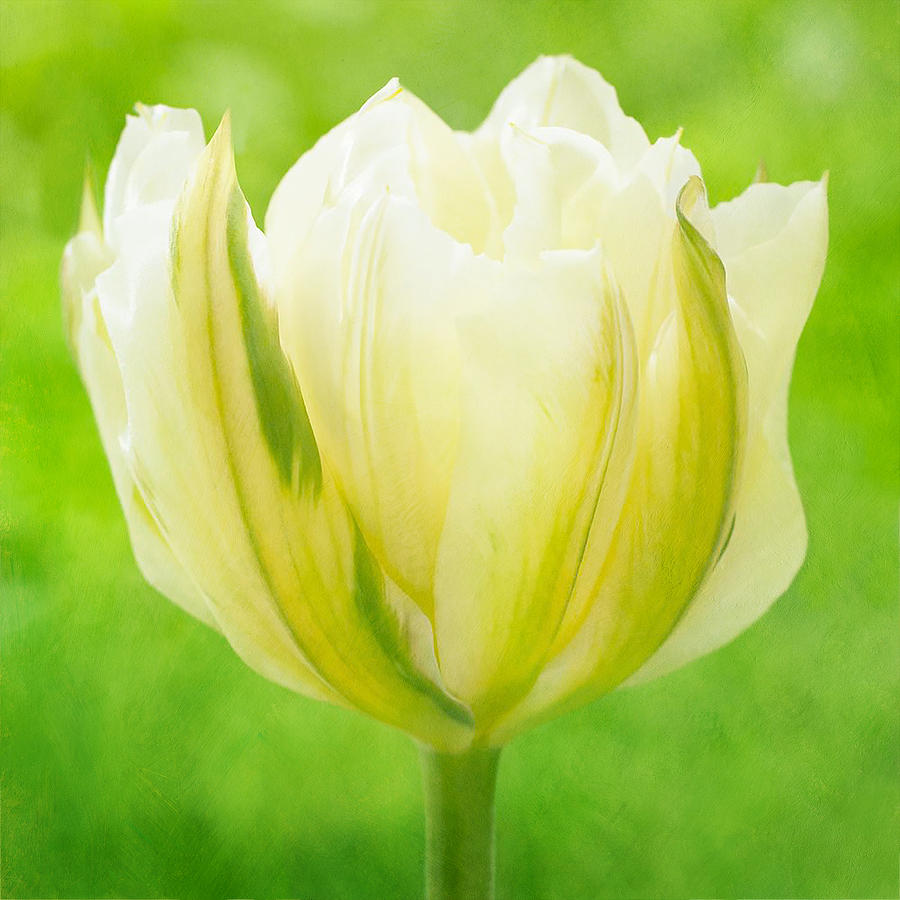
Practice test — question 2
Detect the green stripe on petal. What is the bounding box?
[433,250,636,726]
[225,188,321,494]
[352,526,473,727]
[162,115,472,748]
[490,177,747,743]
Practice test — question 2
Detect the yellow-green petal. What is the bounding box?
[433,250,636,724]
[102,116,471,747]
[629,179,828,683]
[492,177,748,742]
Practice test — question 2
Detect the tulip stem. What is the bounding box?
[420,744,502,900]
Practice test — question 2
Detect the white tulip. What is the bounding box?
[64,56,827,753]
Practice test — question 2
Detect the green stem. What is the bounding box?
[419,745,502,900]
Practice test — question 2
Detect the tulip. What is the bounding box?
[63,56,827,899]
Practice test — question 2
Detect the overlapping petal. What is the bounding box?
[493,179,749,741]
[628,179,828,683]
[432,250,636,721]
[475,55,649,169]
[74,106,473,749]
[67,57,826,750]
[63,174,215,627]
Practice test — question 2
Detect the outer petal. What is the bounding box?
[62,176,215,627]
[627,179,828,683]
[493,179,748,742]
[99,116,472,748]
[268,84,495,616]
[432,249,636,723]
[103,105,205,250]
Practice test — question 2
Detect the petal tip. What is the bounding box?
[79,163,103,237]
[211,108,233,147]
[675,175,707,224]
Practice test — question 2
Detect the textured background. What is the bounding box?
[1,1,897,897]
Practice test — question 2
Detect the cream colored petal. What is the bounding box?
[61,174,108,360]
[633,132,702,215]
[275,186,485,617]
[103,104,205,249]
[477,56,649,169]
[62,178,215,627]
[627,179,827,683]
[265,80,410,285]
[588,136,703,357]
[492,178,747,743]
[495,129,703,357]
[432,248,636,725]
[270,85,499,617]
[465,56,648,243]
[79,291,219,627]
[266,79,497,271]
[497,123,621,258]
[101,118,471,748]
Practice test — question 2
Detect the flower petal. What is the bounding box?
[100,116,472,747]
[269,85,499,617]
[63,177,214,627]
[432,248,636,723]
[476,55,649,168]
[103,104,205,251]
[497,123,621,258]
[266,80,499,264]
[493,178,748,741]
[627,179,828,683]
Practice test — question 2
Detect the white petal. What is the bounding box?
[491,127,705,357]
[493,179,747,742]
[79,291,218,627]
[476,56,649,169]
[497,124,621,258]
[633,133,701,205]
[103,104,205,250]
[266,79,498,266]
[627,179,828,683]
[432,248,636,722]
[62,178,214,627]
[275,188,484,615]
[100,119,472,747]
[269,85,500,615]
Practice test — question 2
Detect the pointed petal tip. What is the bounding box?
[202,110,238,183]
[211,109,233,145]
[79,162,102,236]
[537,52,575,66]
[361,78,405,113]
[676,175,707,220]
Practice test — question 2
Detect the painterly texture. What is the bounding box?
[2,1,897,897]
[60,56,823,750]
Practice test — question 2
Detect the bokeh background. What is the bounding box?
[1,0,897,897]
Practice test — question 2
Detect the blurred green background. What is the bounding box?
[1,0,897,897]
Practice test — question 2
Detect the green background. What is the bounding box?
[2,0,897,897]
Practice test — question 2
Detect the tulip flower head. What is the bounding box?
[63,57,827,752]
